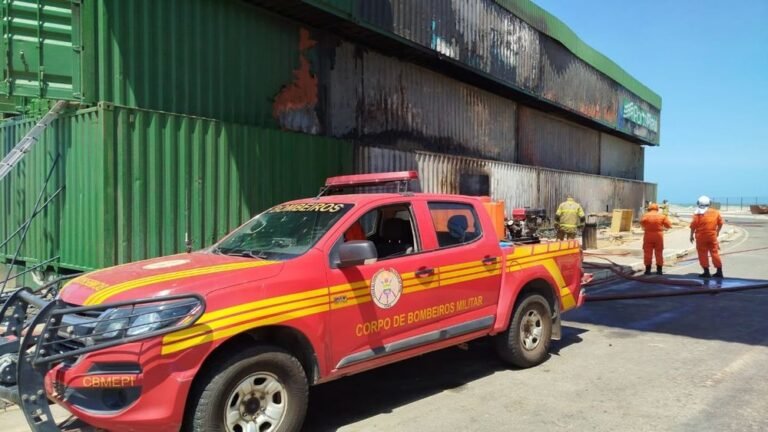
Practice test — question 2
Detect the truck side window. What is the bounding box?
[331,204,418,267]
[428,202,483,248]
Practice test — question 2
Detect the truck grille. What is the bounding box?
[53,304,103,362]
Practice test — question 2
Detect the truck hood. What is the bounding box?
[60,253,284,306]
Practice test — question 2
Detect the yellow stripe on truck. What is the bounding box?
[162,304,331,355]
[509,258,577,311]
[163,295,331,345]
[154,248,578,355]
[83,261,276,305]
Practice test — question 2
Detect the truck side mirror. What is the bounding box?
[338,241,378,267]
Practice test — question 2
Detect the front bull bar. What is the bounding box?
[0,288,205,432]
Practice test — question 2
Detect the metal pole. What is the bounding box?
[3,255,60,284]
[0,187,62,250]
[0,155,60,295]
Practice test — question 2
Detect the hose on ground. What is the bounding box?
[582,255,702,287]
[582,251,768,302]
[585,281,768,302]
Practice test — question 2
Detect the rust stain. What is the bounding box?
[298,27,317,51]
[273,28,320,133]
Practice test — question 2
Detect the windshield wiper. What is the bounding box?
[214,248,270,260]
[239,250,270,259]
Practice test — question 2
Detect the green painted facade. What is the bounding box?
[0,104,353,271]
[2,0,305,127]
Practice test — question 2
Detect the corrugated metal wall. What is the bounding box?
[600,133,644,180]
[1,113,109,269]
[373,0,541,92]
[0,0,75,99]
[0,105,353,270]
[298,0,660,145]
[539,36,618,126]
[83,0,304,128]
[517,106,600,174]
[356,146,655,218]
[323,42,518,161]
[537,170,616,216]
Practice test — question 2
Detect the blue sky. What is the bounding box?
[533,0,768,204]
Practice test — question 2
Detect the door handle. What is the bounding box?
[482,255,498,265]
[415,267,435,278]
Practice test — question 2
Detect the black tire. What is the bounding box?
[495,294,552,368]
[185,345,308,432]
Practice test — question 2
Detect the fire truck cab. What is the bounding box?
[0,171,585,432]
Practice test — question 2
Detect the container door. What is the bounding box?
[1,0,78,99]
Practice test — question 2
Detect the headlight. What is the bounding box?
[89,298,201,344]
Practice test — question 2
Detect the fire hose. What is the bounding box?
[581,249,768,302]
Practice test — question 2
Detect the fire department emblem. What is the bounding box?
[370,268,403,309]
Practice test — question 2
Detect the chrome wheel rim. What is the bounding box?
[225,372,287,432]
[520,309,543,351]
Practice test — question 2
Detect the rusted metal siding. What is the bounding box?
[537,170,615,217]
[325,41,518,162]
[518,106,600,174]
[291,0,661,145]
[356,146,538,209]
[356,146,655,218]
[613,179,649,218]
[644,182,658,206]
[539,35,618,127]
[369,0,542,92]
[600,133,644,180]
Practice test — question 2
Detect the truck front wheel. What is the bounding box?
[495,294,552,368]
[186,346,308,432]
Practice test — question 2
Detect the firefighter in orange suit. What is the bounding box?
[690,195,724,278]
[641,203,672,275]
[555,195,585,240]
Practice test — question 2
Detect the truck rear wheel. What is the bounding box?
[495,294,552,368]
[186,346,308,432]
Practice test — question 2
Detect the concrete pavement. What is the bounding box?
[1,216,766,432]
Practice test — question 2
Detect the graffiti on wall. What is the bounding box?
[273,28,321,134]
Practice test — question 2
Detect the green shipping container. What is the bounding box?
[0,104,353,271]
[1,0,308,127]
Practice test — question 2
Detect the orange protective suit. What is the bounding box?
[344,221,366,241]
[690,208,724,268]
[641,205,672,266]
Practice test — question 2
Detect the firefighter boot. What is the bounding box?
[644,265,652,275]
[713,268,724,278]
[699,268,711,278]
[656,265,663,275]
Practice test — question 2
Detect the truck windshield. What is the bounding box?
[214,203,352,261]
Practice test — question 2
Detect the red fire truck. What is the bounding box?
[0,171,586,432]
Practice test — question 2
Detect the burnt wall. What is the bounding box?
[322,42,517,162]
[600,133,644,180]
[254,0,661,145]
[517,106,600,174]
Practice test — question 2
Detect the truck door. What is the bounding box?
[325,201,438,371]
[420,200,502,325]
